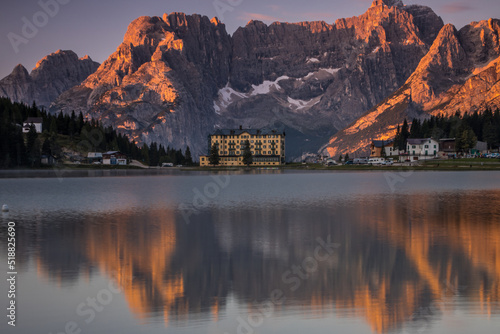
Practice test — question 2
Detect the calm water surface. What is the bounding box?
[1,171,500,334]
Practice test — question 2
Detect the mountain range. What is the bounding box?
[1,0,498,159]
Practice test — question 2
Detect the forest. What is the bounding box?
[393,109,500,152]
[0,97,193,168]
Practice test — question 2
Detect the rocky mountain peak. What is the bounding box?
[10,64,30,80]
[458,19,500,65]
[47,2,445,157]
[321,17,500,159]
[371,0,404,8]
[417,24,468,77]
[32,50,79,74]
[163,12,189,28]
[210,17,221,26]
[0,50,99,108]
[4,1,491,160]
[123,16,168,48]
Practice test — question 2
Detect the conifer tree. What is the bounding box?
[242,140,253,166]
[209,143,220,166]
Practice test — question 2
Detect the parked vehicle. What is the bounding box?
[325,159,338,166]
[353,158,368,164]
[344,160,354,165]
[368,157,386,165]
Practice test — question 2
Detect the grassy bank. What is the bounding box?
[188,160,500,172]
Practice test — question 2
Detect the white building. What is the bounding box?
[102,151,127,165]
[371,140,400,157]
[22,117,43,133]
[406,138,439,160]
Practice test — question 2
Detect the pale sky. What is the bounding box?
[1,0,499,78]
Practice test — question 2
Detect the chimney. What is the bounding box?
[239,125,242,130]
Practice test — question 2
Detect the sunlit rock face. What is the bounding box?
[0,50,99,109]
[50,13,232,155]
[222,0,443,158]
[3,1,496,158]
[0,1,442,157]
[37,0,442,157]
[322,19,500,158]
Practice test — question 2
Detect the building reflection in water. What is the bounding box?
[27,190,500,333]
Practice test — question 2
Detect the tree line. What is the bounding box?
[393,109,500,152]
[0,97,193,168]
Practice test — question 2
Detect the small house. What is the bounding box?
[439,138,456,153]
[438,138,457,159]
[370,139,399,157]
[102,151,127,165]
[23,117,43,133]
[87,152,103,164]
[406,138,439,160]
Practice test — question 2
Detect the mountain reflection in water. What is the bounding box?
[11,189,499,333]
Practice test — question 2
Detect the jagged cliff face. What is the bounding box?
[219,0,443,157]
[51,13,232,154]
[2,0,497,159]
[0,50,99,109]
[45,0,442,157]
[322,18,500,158]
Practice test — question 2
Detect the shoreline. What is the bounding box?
[1,162,500,178]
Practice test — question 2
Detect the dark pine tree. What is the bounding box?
[209,143,220,166]
[242,140,253,166]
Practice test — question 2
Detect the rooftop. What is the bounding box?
[24,117,43,123]
[212,128,285,136]
[372,139,394,148]
[407,138,434,145]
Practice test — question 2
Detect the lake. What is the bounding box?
[1,170,500,334]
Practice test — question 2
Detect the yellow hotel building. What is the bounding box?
[200,127,286,166]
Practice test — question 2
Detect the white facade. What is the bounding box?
[103,158,127,165]
[22,120,43,133]
[406,138,439,160]
[102,151,127,165]
[384,145,400,156]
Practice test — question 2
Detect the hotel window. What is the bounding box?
[425,145,429,148]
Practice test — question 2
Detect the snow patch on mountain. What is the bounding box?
[303,68,341,80]
[250,75,289,95]
[306,57,320,63]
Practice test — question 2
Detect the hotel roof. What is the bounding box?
[212,128,284,136]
